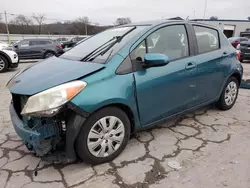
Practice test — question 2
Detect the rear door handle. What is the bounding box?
[185,62,196,70]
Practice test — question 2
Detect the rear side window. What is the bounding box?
[40,40,52,45]
[29,41,40,46]
[19,40,30,47]
[193,26,219,54]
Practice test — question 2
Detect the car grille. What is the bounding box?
[12,94,29,119]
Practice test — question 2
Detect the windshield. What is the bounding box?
[60,26,149,63]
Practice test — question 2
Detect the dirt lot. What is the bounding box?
[0,63,250,188]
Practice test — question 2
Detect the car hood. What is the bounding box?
[7,56,105,95]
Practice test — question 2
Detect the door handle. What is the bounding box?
[185,62,196,70]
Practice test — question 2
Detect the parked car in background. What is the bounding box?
[55,37,69,44]
[7,20,243,164]
[0,41,9,50]
[0,49,19,73]
[9,39,64,59]
[61,36,88,51]
[239,40,250,62]
[228,37,248,48]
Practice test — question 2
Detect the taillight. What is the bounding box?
[57,45,62,49]
[236,51,241,60]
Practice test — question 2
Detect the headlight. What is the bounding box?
[21,80,87,116]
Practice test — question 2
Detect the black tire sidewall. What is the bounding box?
[218,77,239,110]
[44,52,55,59]
[76,107,131,164]
[0,55,8,73]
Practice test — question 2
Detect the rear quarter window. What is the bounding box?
[193,25,220,54]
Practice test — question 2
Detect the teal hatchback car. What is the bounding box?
[7,20,243,164]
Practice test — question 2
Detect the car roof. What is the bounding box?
[122,19,219,30]
[22,38,53,41]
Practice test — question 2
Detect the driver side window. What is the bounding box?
[130,40,146,62]
[130,25,189,62]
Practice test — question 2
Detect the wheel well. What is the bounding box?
[231,72,241,85]
[43,50,55,57]
[0,52,11,68]
[98,103,135,133]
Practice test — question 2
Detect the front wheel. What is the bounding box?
[76,107,131,164]
[216,77,239,110]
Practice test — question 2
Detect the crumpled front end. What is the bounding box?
[9,93,88,162]
[10,94,63,156]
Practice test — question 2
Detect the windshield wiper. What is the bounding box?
[82,26,136,62]
[81,37,116,62]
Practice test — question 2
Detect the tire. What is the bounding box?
[0,55,8,73]
[216,77,239,110]
[76,107,131,164]
[44,51,55,59]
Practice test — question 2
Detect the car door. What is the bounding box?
[191,25,226,104]
[132,24,199,126]
[29,40,46,58]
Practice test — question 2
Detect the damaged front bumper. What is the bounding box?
[9,99,89,161]
[9,103,61,156]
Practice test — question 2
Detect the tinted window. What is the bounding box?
[194,26,219,53]
[40,40,52,45]
[29,41,41,46]
[19,40,30,47]
[147,25,189,61]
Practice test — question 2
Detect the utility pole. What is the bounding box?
[203,0,208,21]
[4,11,10,44]
[85,24,88,35]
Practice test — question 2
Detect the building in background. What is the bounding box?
[192,19,250,38]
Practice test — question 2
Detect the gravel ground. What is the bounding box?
[0,63,250,188]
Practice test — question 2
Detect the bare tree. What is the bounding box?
[72,16,89,35]
[210,16,218,20]
[10,14,33,26]
[32,14,46,34]
[115,17,132,25]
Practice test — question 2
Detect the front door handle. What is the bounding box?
[185,62,196,70]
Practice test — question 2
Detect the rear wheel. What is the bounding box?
[76,107,131,164]
[216,77,239,110]
[44,51,55,59]
[0,55,8,73]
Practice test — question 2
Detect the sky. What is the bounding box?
[1,0,250,25]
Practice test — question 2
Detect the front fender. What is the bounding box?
[71,72,141,129]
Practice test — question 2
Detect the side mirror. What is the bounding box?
[143,53,169,68]
[14,44,18,48]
